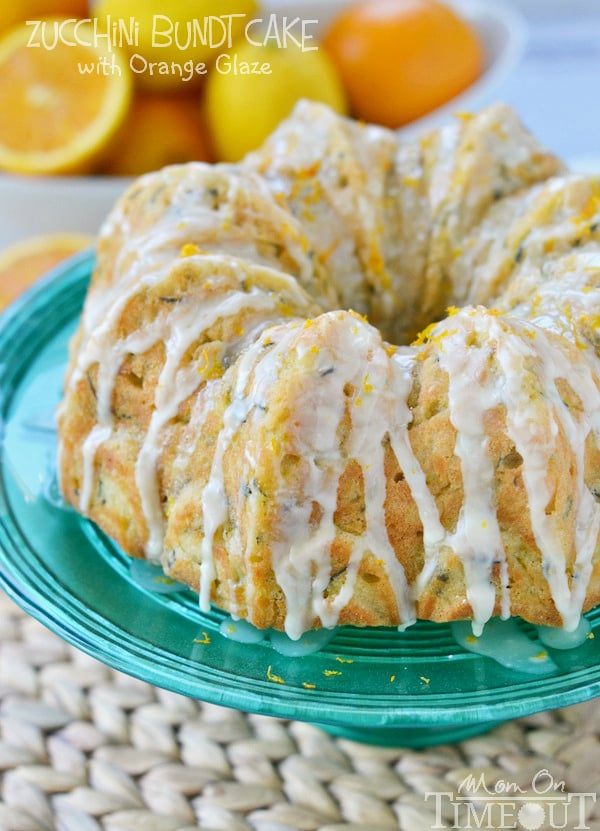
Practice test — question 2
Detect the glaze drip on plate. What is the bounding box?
[57,102,600,639]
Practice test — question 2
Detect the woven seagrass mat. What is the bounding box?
[0,590,598,831]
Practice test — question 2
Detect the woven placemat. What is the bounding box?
[0,590,598,831]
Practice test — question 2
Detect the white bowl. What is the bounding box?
[397,0,527,138]
[0,173,132,249]
[0,0,525,248]
[264,0,527,137]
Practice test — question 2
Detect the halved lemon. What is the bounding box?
[0,232,93,309]
[0,18,132,175]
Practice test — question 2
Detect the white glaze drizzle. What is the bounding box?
[343,337,414,628]
[86,165,320,335]
[255,313,416,639]
[73,293,600,637]
[387,351,446,588]
[426,308,600,632]
[199,323,302,613]
[494,317,600,630]
[61,129,600,640]
[79,320,166,511]
[275,324,355,637]
[436,319,511,631]
[390,317,512,635]
[71,249,310,522]
[136,286,286,561]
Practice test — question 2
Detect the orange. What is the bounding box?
[0,233,93,310]
[0,18,132,175]
[322,0,484,128]
[102,94,213,176]
[205,41,348,162]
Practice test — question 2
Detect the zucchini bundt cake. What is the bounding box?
[57,102,600,640]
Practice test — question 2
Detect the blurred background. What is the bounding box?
[0,0,598,303]
[496,0,600,164]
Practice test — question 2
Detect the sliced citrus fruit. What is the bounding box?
[0,233,93,310]
[0,18,132,175]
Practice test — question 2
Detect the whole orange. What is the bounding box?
[322,0,484,128]
[102,94,213,175]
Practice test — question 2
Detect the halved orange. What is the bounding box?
[0,18,132,175]
[0,233,93,310]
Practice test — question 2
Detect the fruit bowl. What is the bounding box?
[0,0,525,247]
[0,172,132,248]
[265,0,527,137]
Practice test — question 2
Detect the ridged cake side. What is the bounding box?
[57,103,600,638]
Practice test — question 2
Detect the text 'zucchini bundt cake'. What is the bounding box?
[57,101,600,640]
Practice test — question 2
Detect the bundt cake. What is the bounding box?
[57,101,600,640]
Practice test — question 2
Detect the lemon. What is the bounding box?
[205,41,348,162]
[91,0,257,90]
[0,19,132,175]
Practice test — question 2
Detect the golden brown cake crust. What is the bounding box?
[57,102,600,638]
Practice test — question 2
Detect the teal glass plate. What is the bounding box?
[0,250,599,748]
